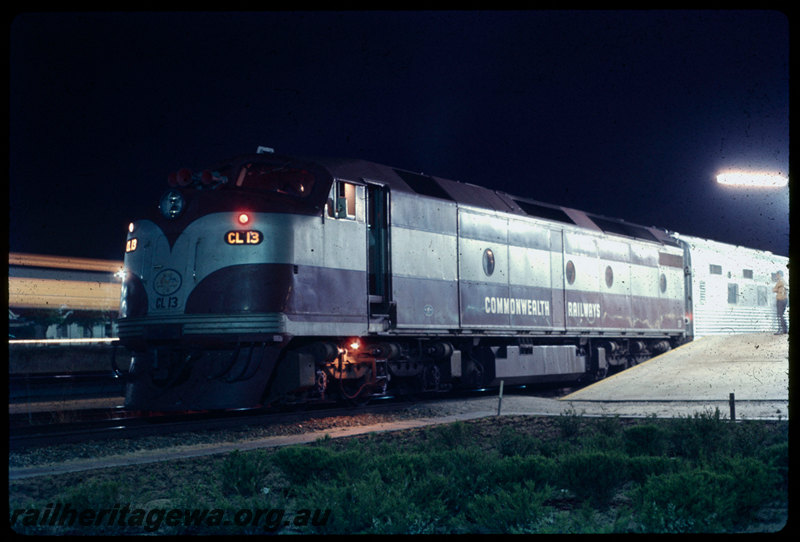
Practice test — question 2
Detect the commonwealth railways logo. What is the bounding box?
[153,269,182,296]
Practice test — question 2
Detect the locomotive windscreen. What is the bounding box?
[233,162,317,198]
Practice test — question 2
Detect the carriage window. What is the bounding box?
[727,283,738,304]
[709,264,722,275]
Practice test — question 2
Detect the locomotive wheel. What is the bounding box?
[423,364,441,391]
[339,377,372,407]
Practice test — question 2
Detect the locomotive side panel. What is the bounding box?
[506,217,561,330]
[284,183,368,337]
[656,248,686,331]
[628,244,660,330]
[563,230,685,334]
[563,231,602,330]
[457,209,564,332]
[458,208,510,329]
[390,192,459,329]
[596,236,633,330]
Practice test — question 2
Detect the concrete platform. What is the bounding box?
[560,333,789,419]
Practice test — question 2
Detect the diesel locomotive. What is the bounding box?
[117,149,788,411]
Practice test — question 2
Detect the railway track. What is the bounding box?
[8,383,581,451]
[7,399,457,452]
[9,371,126,402]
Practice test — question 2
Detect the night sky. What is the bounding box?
[9,11,790,261]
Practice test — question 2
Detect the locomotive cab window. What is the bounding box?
[327,180,357,219]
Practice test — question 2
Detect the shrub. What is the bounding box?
[219,450,270,497]
[713,455,782,521]
[431,421,473,447]
[555,407,584,439]
[493,454,557,488]
[461,481,551,533]
[635,468,738,532]
[759,442,789,491]
[623,424,668,456]
[60,479,122,510]
[626,455,681,484]
[497,425,538,457]
[272,445,363,484]
[668,408,730,459]
[557,451,629,505]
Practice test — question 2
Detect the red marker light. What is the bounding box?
[176,168,193,187]
[238,213,250,225]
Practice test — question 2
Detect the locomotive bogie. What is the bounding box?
[124,342,284,411]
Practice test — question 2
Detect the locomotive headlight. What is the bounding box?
[159,189,185,218]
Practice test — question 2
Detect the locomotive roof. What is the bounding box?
[233,152,678,247]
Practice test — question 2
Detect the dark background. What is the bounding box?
[9,11,790,260]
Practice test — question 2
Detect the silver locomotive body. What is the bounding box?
[120,151,776,411]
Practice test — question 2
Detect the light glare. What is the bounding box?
[716,171,788,188]
[9,338,120,345]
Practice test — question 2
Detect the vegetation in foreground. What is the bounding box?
[9,408,788,534]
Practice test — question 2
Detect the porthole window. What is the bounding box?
[605,266,614,288]
[660,273,667,293]
[566,260,576,285]
[483,248,495,276]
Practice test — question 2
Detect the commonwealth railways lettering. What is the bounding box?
[484,296,550,316]
[567,301,601,319]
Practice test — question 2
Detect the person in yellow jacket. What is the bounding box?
[773,270,788,335]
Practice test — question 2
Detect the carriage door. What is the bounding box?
[366,183,393,327]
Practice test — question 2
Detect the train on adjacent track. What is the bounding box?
[117,149,789,411]
[8,253,123,340]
